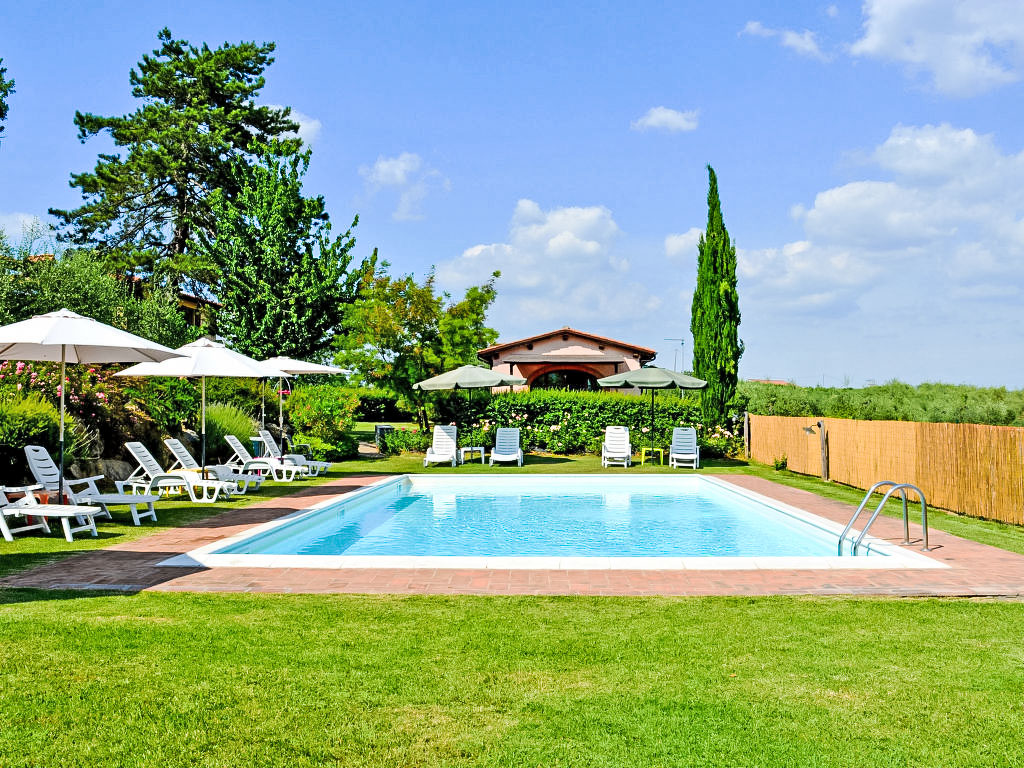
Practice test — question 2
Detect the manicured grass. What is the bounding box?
[0,472,341,579]
[0,590,1022,767]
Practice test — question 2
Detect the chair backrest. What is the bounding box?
[125,441,165,479]
[258,429,284,459]
[164,438,200,470]
[432,425,457,454]
[224,434,254,462]
[24,445,60,490]
[671,427,698,453]
[494,428,520,453]
[604,426,630,451]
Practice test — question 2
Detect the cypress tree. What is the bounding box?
[690,164,743,426]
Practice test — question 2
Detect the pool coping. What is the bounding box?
[159,474,947,572]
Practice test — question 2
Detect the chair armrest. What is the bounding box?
[68,475,105,485]
[3,484,45,494]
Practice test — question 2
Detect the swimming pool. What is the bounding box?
[169,475,944,571]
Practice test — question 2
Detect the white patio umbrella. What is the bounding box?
[261,356,346,440]
[0,309,184,499]
[117,338,287,472]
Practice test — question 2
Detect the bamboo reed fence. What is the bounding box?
[748,414,1024,525]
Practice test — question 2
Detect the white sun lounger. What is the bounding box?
[0,485,99,542]
[668,427,700,469]
[124,442,237,503]
[601,426,632,468]
[424,425,457,467]
[256,429,331,476]
[164,438,265,494]
[224,434,300,482]
[24,444,158,526]
[489,427,523,466]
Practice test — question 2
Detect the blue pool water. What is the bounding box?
[216,476,864,558]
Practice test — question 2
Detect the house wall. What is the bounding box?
[487,332,647,388]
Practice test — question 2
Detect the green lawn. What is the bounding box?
[0,590,1022,767]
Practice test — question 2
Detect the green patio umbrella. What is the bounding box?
[597,366,707,450]
[412,364,526,391]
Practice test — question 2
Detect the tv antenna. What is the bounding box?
[664,338,685,372]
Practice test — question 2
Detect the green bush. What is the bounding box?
[204,402,257,462]
[285,385,360,460]
[0,392,93,480]
[430,389,744,457]
[381,426,432,455]
[351,387,412,421]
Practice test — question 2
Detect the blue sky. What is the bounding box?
[2,1,1023,386]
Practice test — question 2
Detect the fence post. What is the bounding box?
[744,411,751,459]
[818,419,829,481]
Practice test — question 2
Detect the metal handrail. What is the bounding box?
[839,481,931,555]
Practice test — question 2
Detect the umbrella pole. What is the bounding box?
[58,345,66,503]
[650,388,655,451]
[260,379,265,431]
[278,377,284,445]
[200,376,207,477]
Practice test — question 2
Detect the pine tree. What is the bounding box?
[0,58,14,148]
[199,143,366,360]
[690,164,743,426]
[50,29,298,290]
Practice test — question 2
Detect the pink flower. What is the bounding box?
[15,361,24,374]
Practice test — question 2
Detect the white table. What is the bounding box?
[459,446,486,465]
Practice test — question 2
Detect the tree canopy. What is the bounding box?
[198,144,367,360]
[0,57,14,148]
[690,164,743,425]
[338,262,500,423]
[49,28,298,290]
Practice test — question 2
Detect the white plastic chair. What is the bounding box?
[668,427,700,469]
[489,427,523,466]
[0,485,99,542]
[24,444,158,526]
[256,429,331,476]
[224,434,300,481]
[124,442,237,503]
[164,438,265,493]
[601,426,632,468]
[424,425,457,467]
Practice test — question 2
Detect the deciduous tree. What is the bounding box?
[199,144,366,360]
[691,164,743,425]
[50,28,298,290]
[0,57,14,147]
[338,262,499,426]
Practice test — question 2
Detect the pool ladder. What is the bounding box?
[838,481,931,555]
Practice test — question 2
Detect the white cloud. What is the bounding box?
[826,4,839,19]
[359,152,450,221]
[850,0,1024,96]
[631,106,699,133]
[436,199,663,337]
[747,123,1024,309]
[664,227,703,260]
[266,105,322,145]
[742,20,829,61]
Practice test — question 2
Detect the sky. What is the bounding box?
[1,0,1023,387]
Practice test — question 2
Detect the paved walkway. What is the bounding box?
[2,474,1023,596]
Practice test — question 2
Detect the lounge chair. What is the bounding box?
[668,427,700,469]
[224,434,301,482]
[124,442,237,503]
[0,485,99,542]
[424,425,457,467]
[489,427,523,466]
[601,426,632,468]
[256,429,331,476]
[24,444,158,526]
[164,438,265,494]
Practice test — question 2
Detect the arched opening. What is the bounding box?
[530,369,601,391]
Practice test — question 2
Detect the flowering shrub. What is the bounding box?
[381,425,432,455]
